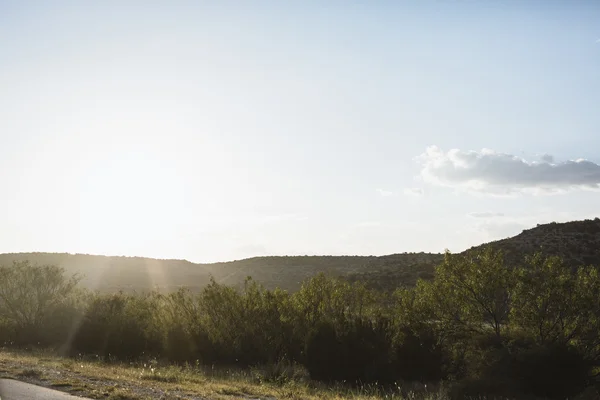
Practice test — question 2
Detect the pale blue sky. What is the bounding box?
[1,1,599,262]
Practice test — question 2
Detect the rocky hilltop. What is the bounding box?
[466,217,600,268]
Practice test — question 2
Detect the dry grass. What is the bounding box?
[0,348,448,400]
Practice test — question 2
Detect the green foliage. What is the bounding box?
[70,292,163,360]
[511,254,600,349]
[0,252,444,293]
[511,253,579,344]
[511,342,591,399]
[0,261,82,345]
[195,277,294,365]
[451,334,592,399]
[292,273,376,325]
[428,247,515,338]
[305,317,394,383]
[393,326,447,382]
[2,248,600,398]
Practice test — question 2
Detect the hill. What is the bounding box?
[345,217,600,291]
[464,217,600,268]
[0,251,442,293]
[0,218,598,293]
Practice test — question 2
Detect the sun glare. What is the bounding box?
[76,148,187,255]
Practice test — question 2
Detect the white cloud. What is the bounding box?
[376,188,394,197]
[403,187,424,196]
[416,146,600,195]
[468,212,505,218]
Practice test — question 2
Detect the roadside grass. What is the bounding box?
[0,348,450,399]
[16,367,44,379]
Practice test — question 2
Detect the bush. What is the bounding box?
[304,318,394,384]
[393,327,447,382]
[449,377,517,400]
[164,324,198,363]
[511,343,591,399]
[69,293,163,360]
[304,321,339,382]
[0,261,81,347]
[2,252,599,399]
[449,334,521,399]
[452,337,592,400]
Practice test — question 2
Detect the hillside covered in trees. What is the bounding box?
[0,252,441,293]
[2,245,600,399]
[2,219,600,398]
[1,218,599,293]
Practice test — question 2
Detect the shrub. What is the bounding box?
[393,327,447,382]
[511,343,591,399]
[164,324,198,363]
[69,292,163,360]
[304,318,394,384]
[449,376,517,400]
[304,321,339,382]
[452,336,592,400]
[0,261,81,347]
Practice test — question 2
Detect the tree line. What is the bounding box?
[1,247,599,399]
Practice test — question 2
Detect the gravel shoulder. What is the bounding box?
[0,353,198,399]
[0,350,281,400]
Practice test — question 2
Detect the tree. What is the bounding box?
[512,253,600,351]
[424,247,515,338]
[572,266,600,365]
[291,273,377,329]
[70,291,163,359]
[0,261,81,343]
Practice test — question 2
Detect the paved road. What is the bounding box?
[0,379,90,399]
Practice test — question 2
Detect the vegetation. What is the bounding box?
[1,219,599,294]
[0,252,442,293]
[0,349,446,400]
[2,242,600,399]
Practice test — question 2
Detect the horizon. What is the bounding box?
[4,217,600,264]
[2,1,600,263]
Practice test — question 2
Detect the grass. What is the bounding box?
[0,348,449,400]
[16,367,43,379]
[50,380,74,387]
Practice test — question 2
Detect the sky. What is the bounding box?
[1,0,599,263]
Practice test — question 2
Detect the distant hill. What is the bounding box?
[346,218,600,290]
[0,251,442,293]
[464,217,600,268]
[1,218,598,293]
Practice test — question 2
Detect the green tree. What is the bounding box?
[512,254,600,350]
[238,278,294,363]
[291,273,377,330]
[70,291,163,359]
[572,266,600,365]
[421,247,515,338]
[0,261,81,343]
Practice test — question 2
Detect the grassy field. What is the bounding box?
[0,349,448,400]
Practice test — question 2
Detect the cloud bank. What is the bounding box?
[417,146,600,195]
